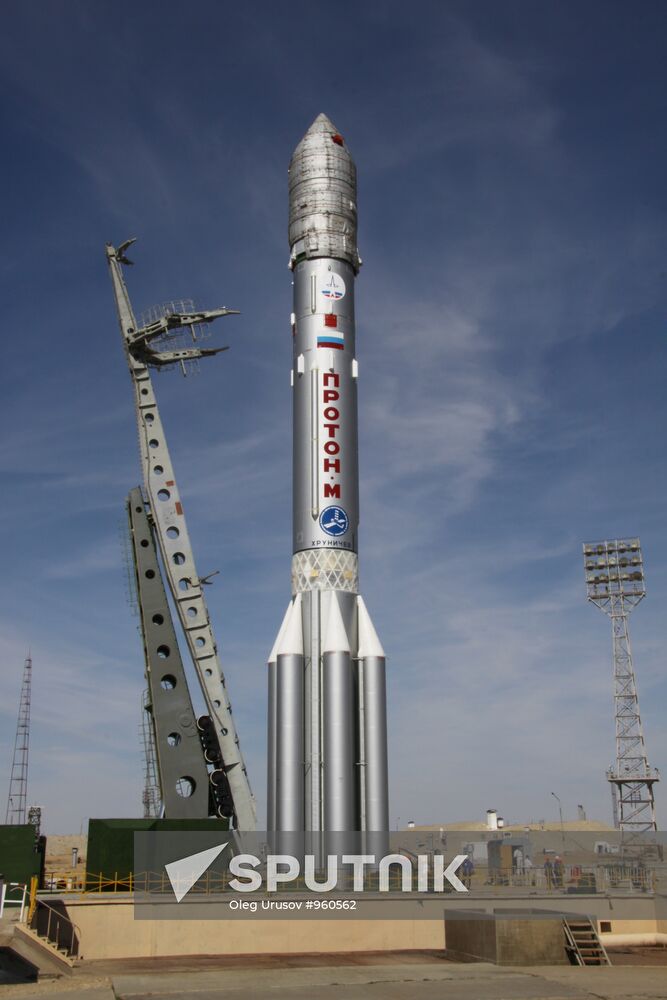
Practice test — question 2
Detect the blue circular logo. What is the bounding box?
[320,505,349,537]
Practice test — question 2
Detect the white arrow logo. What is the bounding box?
[165,842,228,902]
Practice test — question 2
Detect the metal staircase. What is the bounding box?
[27,898,80,965]
[563,917,610,966]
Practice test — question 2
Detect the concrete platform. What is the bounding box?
[44,889,665,961]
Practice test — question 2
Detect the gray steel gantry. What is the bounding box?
[127,487,213,819]
[106,240,256,831]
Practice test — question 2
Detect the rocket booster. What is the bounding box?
[267,114,389,840]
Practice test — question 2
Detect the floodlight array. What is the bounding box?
[582,538,645,601]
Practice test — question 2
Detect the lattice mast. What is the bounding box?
[5,655,32,824]
[140,690,161,819]
[106,239,256,831]
[583,539,659,834]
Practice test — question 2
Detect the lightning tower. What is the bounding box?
[5,655,33,824]
[583,539,659,837]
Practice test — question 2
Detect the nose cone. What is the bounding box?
[293,113,347,154]
[288,113,360,272]
[305,112,339,136]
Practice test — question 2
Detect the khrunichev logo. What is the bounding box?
[320,505,349,537]
[164,844,469,902]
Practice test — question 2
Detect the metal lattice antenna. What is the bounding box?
[582,539,660,840]
[5,655,32,824]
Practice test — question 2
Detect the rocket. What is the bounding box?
[267,114,389,844]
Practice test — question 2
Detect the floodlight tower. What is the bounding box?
[582,539,659,837]
[5,655,32,824]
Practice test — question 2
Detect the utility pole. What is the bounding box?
[551,791,565,851]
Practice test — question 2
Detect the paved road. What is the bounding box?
[1,961,667,1000]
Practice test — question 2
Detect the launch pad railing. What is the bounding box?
[37,862,658,897]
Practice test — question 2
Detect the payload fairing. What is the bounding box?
[267,114,389,839]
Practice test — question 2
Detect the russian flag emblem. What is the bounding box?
[318,334,344,349]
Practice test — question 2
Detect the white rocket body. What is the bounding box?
[267,115,389,840]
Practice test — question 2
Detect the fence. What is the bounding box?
[36,861,658,897]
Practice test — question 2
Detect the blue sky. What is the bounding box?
[1,1,667,833]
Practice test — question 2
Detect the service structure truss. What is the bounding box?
[106,240,256,830]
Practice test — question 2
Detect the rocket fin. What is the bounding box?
[323,591,351,654]
[277,593,303,657]
[357,596,385,659]
[268,601,293,664]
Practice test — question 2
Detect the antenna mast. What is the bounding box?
[5,655,33,824]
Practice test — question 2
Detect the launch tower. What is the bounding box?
[106,242,256,829]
